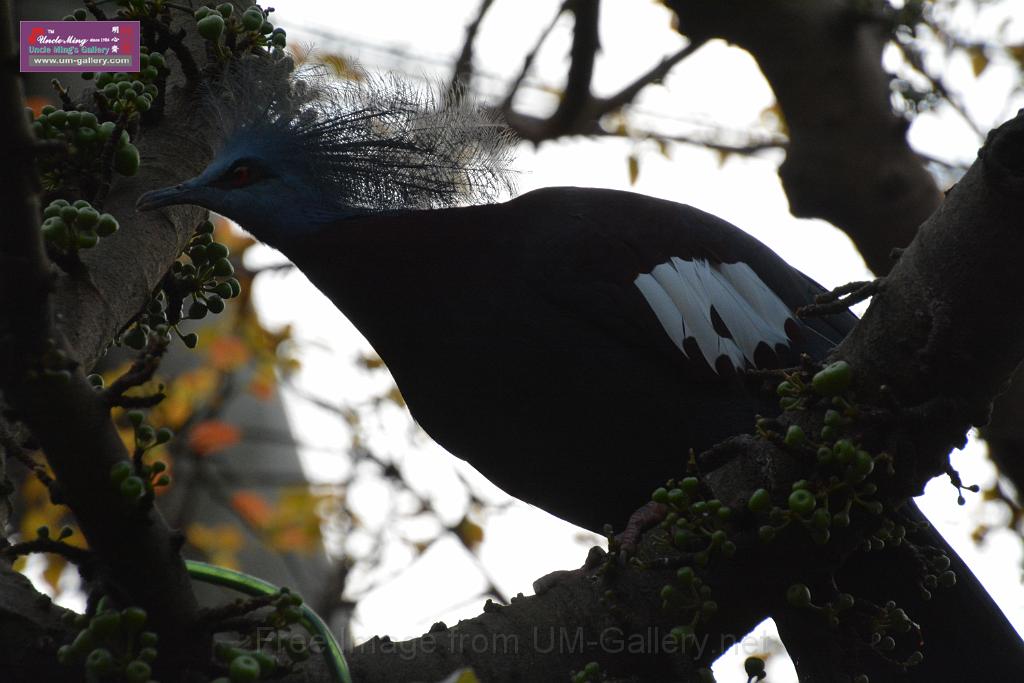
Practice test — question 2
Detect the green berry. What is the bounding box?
[48,109,68,127]
[197,14,226,41]
[182,332,199,349]
[41,217,70,242]
[60,205,79,223]
[73,8,88,20]
[758,525,776,543]
[241,8,264,30]
[747,488,771,514]
[149,52,166,69]
[122,606,147,634]
[75,126,97,144]
[124,660,151,683]
[212,257,234,277]
[110,460,132,484]
[114,143,140,176]
[127,409,145,427]
[90,610,121,638]
[229,654,261,682]
[142,66,159,81]
[156,427,173,444]
[95,213,119,237]
[136,425,155,445]
[206,294,225,314]
[207,242,229,258]
[226,277,242,297]
[216,3,234,17]
[788,489,816,515]
[812,360,852,396]
[784,424,805,446]
[786,583,812,607]
[651,487,669,504]
[188,300,209,319]
[85,648,114,674]
[76,231,99,249]
[120,475,145,501]
[852,450,875,477]
[76,207,99,228]
[96,121,116,141]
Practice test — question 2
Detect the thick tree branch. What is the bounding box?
[666,0,942,276]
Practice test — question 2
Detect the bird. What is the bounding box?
[135,68,1024,683]
[137,68,857,534]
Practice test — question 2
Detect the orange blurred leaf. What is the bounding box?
[232,491,274,528]
[188,420,241,456]
[208,335,250,371]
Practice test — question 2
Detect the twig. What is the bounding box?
[102,339,168,408]
[798,280,881,318]
[92,111,129,210]
[451,0,495,90]
[1,536,92,566]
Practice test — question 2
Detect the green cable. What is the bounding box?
[185,560,352,683]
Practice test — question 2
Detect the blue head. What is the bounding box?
[137,69,515,246]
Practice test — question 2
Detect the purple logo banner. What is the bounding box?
[20,21,140,73]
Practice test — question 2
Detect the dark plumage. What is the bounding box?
[137,70,855,532]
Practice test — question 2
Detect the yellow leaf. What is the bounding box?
[1008,43,1024,67]
[969,46,989,77]
[43,556,67,595]
[627,154,640,185]
[186,523,245,569]
[188,420,241,456]
[456,517,484,551]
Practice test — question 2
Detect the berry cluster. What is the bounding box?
[58,598,159,683]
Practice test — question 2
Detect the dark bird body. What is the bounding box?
[248,187,853,531]
[135,74,856,531]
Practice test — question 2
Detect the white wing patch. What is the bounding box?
[634,258,795,371]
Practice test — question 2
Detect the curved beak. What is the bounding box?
[136,178,202,212]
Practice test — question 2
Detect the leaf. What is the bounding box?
[188,420,241,456]
[231,491,274,528]
[186,523,245,570]
[627,154,640,185]
[208,335,250,371]
[248,368,275,400]
[42,556,67,595]
[456,517,485,551]
[969,46,989,77]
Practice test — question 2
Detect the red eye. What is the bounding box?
[230,165,252,187]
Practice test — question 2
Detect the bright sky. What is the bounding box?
[232,1,1024,680]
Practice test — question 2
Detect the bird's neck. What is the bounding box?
[273,203,514,356]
